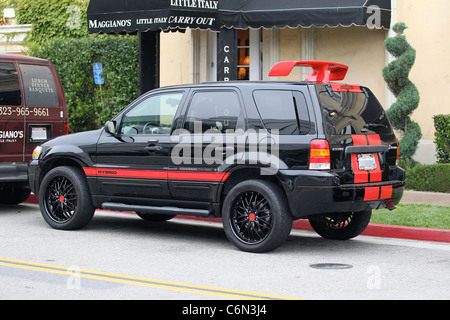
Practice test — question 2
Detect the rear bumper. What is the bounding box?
[279,167,405,219]
[0,162,28,184]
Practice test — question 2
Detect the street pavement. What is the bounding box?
[25,190,450,243]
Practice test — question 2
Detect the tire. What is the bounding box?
[39,166,95,230]
[0,186,31,205]
[136,213,176,222]
[309,210,372,240]
[222,180,293,253]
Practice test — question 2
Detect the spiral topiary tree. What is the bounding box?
[383,22,422,160]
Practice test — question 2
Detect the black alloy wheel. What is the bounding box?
[44,176,77,223]
[309,210,372,240]
[222,179,293,253]
[230,191,273,245]
[39,166,95,230]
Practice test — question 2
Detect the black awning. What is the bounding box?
[87,0,221,33]
[220,0,391,29]
[87,0,391,34]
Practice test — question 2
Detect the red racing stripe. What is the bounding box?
[168,171,230,182]
[369,153,382,182]
[351,134,383,184]
[351,153,369,183]
[380,185,393,199]
[352,134,368,146]
[351,134,369,183]
[367,134,381,146]
[83,167,230,182]
[364,187,380,201]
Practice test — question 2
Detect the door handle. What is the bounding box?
[146,138,161,151]
[145,145,162,151]
[214,147,235,154]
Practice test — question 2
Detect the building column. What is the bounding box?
[217,28,237,81]
[139,31,160,95]
[301,27,315,80]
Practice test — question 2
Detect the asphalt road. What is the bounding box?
[0,203,449,301]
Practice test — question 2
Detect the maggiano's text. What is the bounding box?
[89,19,132,29]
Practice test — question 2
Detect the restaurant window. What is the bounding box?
[237,29,261,81]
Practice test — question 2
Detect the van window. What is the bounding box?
[19,64,59,107]
[253,90,311,135]
[0,63,21,106]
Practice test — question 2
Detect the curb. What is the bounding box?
[25,194,450,243]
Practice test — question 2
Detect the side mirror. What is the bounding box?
[104,121,117,135]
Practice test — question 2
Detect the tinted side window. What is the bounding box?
[19,64,59,107]
[183,91,242,134]
[0,63,21,106]
[253,90,311,135]
[120,92,183,135]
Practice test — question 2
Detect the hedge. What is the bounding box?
[434,114,450,164]
[404,163,450,193]
[29,36,139,132]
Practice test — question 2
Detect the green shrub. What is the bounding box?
[29,36,139,132]
[383,23,422,160]
[433,114,450,164]
[405,163,450,193]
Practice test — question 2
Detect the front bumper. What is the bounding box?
[28,159,39,195]
[279,167,405,219]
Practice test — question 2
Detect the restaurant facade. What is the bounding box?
[87,0,448,164]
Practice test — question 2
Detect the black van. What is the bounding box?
[0,54,67,205]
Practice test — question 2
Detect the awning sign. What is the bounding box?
[87,0,392,34]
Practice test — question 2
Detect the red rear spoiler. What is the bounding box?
[268,61,349,83]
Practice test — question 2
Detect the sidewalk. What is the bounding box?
[25,191,450,243]
[400,190,450,207]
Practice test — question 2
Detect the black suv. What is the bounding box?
[29,61,404,252]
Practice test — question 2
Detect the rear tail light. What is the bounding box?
[309,139,330,170]
[396,139,400,161]
[64,122,69,135]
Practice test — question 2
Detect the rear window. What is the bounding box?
[0,62,21,106]
[317,87,393,136]
[19,64,59,107]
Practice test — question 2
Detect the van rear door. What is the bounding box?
[0,61,25,163]
[315,84,398,186]
[18,61,67,162]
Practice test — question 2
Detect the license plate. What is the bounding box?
[357,153,377,171]
[31,127,48,141]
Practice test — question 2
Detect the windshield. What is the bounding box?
[317,86,393,136]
